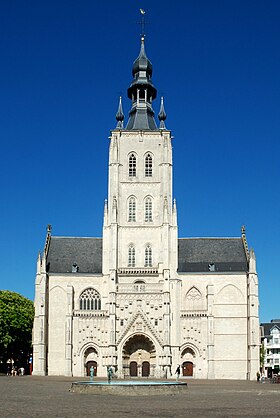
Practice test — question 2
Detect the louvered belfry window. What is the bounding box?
[129,153,136,177]
[145,154,152,177]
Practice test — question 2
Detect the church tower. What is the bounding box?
[103,36,177,276]
[102,36,178,376]
[32,29,259,380]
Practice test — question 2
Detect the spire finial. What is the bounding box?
[139,9,146,38]
[116,96,124,129]
[158,96,167,129]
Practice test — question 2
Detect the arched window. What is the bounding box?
[129,153,136,177]
[134,280,145,292]
[145,245,152,267]
[79,288,101,310]
[145,154,152,177]
[128,244,136,267]
[145,197,152,222]
[128,196,136,222]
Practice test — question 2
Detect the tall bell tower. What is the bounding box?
[102,36,178,375]
[102,36,178,278]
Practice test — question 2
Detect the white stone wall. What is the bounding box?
[32,120,260,380]
[178,273,250,379]
[105,130,174,274]
[33,264,259,379]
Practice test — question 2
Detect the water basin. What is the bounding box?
[70,380,188,396]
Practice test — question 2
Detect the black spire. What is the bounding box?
[116,96,124,129]
[158,97,167,129]
[126,37,157,130]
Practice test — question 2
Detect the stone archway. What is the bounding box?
[181,346,196,377]
[122,334,156,378]
[84,347,98,376]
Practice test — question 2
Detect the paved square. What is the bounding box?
[0,376,279,417]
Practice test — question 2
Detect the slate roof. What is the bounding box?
[260,321,280,338]
[178,238,248,272]
[46,237,102,274]
[126,107,158,130]
[46,236,248,274]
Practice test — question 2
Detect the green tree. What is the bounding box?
[0,290,34,369]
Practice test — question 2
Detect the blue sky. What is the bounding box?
[0,1,279,323]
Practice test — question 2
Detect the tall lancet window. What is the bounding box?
[145,245,152,267]
[145,154,153,177]
[129,153,136,177]
[128,196,136,222]
[128,244,136,267]
[79,288,101,311]
[145,197,152,222]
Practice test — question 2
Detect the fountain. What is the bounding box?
[70,380,188,396]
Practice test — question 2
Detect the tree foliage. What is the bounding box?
[0,290,34,364]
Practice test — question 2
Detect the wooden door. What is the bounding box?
[142,361,150,377]
[182,361,193,376]
[86,361,97,376]
[130,361,138,377]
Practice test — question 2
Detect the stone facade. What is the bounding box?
[32,37,260,379]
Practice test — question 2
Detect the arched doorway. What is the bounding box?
[142,361,150,377]
[84,347,98,376]
[182,361,193,376]
[181,346,196,377]
[123,334,156,378]
[130,361,138,377]
[86,361,97,377]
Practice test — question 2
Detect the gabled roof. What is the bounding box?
[45,236,248,275]
[46,237,102,274]
[261,322,280,338]
[178,238,248,272]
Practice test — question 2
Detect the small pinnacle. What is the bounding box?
[116,96,124,129]
[158,97,167,129]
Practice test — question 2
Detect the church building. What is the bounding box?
[33,35,260,379]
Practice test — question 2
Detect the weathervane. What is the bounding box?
[139,9,146,38]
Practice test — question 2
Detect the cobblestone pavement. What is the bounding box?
[0,376,280,417]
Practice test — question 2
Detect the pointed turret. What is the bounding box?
[158,97,167,129]
[126,37,157,130]
[115,96,124,129]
